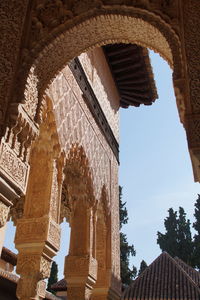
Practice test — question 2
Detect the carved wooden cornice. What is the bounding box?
[0,268,19,284]
[69,58,119,162]
[103,44,158,108]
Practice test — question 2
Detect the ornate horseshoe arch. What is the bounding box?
[13,7,183,124]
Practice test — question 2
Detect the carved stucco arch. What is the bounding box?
[18,9,183,122]
[10,95,64,225]
[99,185,111,223]
[61,144,95,221]
[92,185,112,297]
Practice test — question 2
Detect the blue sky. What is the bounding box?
[4,50,199,280]
[119,51,199,272]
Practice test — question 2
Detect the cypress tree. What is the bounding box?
[157,208,179,257]
[193,194,200,269]
[138,260,148,276]
[157,207,193,265]
[119,186,137,285]
[177,207,193,265]
[47,261,58,294]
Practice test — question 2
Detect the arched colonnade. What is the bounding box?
[0,1,200,299]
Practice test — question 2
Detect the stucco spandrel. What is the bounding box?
[32,14,175,101]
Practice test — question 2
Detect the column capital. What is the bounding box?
[0,193,12,227]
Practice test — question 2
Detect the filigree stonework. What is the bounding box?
[0,201,9,227]
[0,141,29,193]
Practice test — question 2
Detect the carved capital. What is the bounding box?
[65,255,97,281]
[16,252,48,300]
[0,202,9,228]
[15,216,61,252]
[9,196,24,226]
[15,217,48,245]
[0,193,12,227]
[17,253,51,279]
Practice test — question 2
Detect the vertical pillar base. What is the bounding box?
[65,255,97,300]
[107,287,121,300]
[15,217,60,300]
[91,288,109,300]
[67,286,92,300]
[17,277,46,300]
[92,287,121,300]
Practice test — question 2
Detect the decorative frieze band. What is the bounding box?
[0,140,29,194]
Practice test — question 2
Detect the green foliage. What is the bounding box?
[157,208,179,257]
[157,207,193,265]
[47,261,58,294]
[119,186,128,229]
[193,194,200,270]
[177,207,193,265]
[119,186,137,285]
[138,260,148,276]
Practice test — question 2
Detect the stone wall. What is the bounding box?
[46,60,120,291]
[79,48,120,141]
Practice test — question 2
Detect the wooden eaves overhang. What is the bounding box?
[103,44,158,108]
